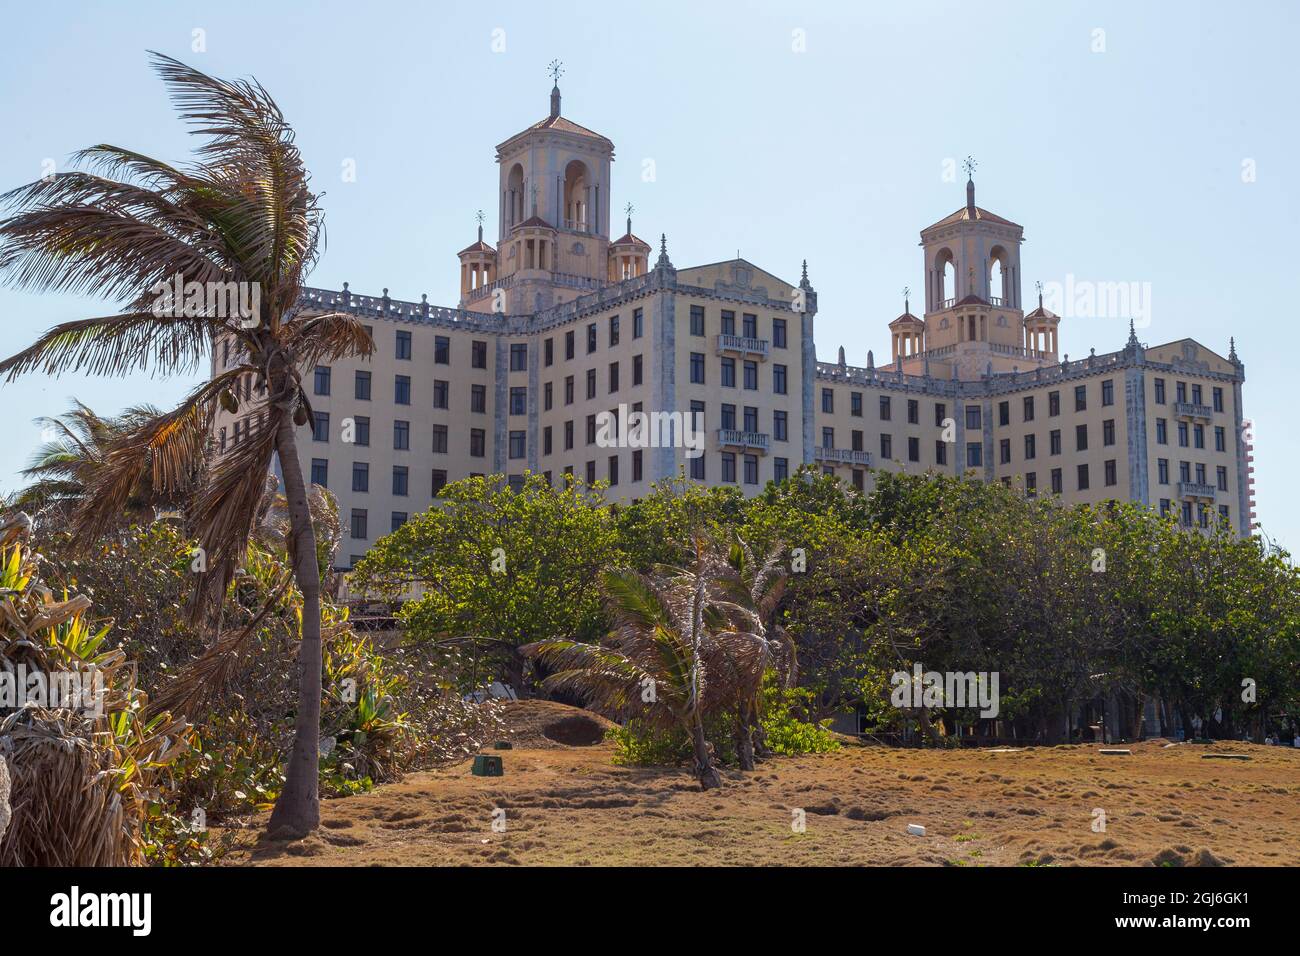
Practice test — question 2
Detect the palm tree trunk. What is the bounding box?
[734,706,756,771]
[266,417,322,839]
[689,715,721,790]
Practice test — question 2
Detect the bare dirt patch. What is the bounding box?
[218,738,1300,867]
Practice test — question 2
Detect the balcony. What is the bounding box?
[717,429,769,453]
[1174,401,1213,421]
[715,333,769,361]
[1178,481,1217,499]
[814,447,873,467]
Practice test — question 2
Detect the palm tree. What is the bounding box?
[0,53,370,838]
[524,541,752,789]
[8,400,191,521]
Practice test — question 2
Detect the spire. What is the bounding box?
[799,259,811,291]
[963,155,978,217]
[1229,336,1239,363]
[655,233,673,270]
[547,60,564,119]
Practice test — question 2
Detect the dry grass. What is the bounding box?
[219,703,1300,867]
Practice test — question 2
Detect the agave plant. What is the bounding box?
[0,54,372,837]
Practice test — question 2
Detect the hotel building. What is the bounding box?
[212,81,1255,568]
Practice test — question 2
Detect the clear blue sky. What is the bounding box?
[2,1,1296,549]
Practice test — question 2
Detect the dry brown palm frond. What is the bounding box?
[0,311,220,381]
[281,311,375,367]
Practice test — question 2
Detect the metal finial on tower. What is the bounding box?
[1127,317,1140,351]
[548,60,564,118]
[1035,279,1044,309]
[1229,336,1239,362]
[964,155,978,214]
[475,208,485,242]
[625,201,634,236]
[902,285,910,314]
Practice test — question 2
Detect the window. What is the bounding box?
[432,424,448,454]
[1025,472,1037,496]
[510,386,527,415]
[1158,458,1169,484]
[434,336,449,364]
[586,323,597,354]
[510,343,527,371]
[1050,429,1061,455]
[609,315,620,347]
[633,355,643,387]
[690,453,705,481]
[935,403,947,428]
[743,454,759,485]
[1103,419,1115,446]
[393,420,409,450]
[1000,438,1011,464]
[1050,468,1063,495]
[690,401,705,432]
[822,426,835,449]
[394,374,411,405]
[1156,418,1168,444]
[391,512,407,533]
[1074,385,1087,411]
[850,392,863,417]
[392,465,408,496]
[1076,423,1088,451]
[1217,465,1228,491]
[1213,387,1224,413]
[354,369,371,401]
[721,452,736,483]
[432,469,447,495]
[586,414,598,445]
[773,317,787,348]
[721,358,736,388]
[632,449,643,481]
[965,405,981,430]
[1104,459,1117,486]
[882,434,894,460]
[509,431,526,459]
[690,305,705,336]
[1194,424,1205,449]
[936,441,948,466]
[350,509,367,540]
[433,379,449,409]
[472,384,487,414]
[743,360,758,390]
[1178,421,1189,447]
[1181,501,1193,526]
[565,375,575,405]
[998,401,1009,427]
[1077,463,1090,490]
[543,425,553,456]
[312,411,330,442]
[586,460,596,485]
[822,388,834,414]
[544,381,554,411]
[470,428,486,458]
[908,400,919,425]
[722,404,737,431]
[851,429,863,452]
[1154,378,1166,404]
[313,365,331,396]
[721,310,735,335]
[908,436,920,462]
[586,369,597,400]
[1049,391,1061,417]
[1176,381,1187,403]
[396,330,412,360]
[609,362,620,393]
[353,415,370,446]
[966,442,982,467]
[774,457,788,482]
[310,458,328,486]
[690,353,705,384]
[1024,434,1036,460]
[474,339,489,369]
[565,330,575,360]
[1215,426,1226,452]
[880,395,891,421]
[1023,396,1035,422]
[352,462,369,493]
[1191,384,1202,406]
[774,410,788,442]
[742,313,757,338]
[564,420,574,450]
[1180,460,1191,483]
[1102,379,1114,407]
[633,308,644,339]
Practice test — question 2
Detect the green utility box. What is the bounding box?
[492,741,513,750]
[472,754,504,776]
